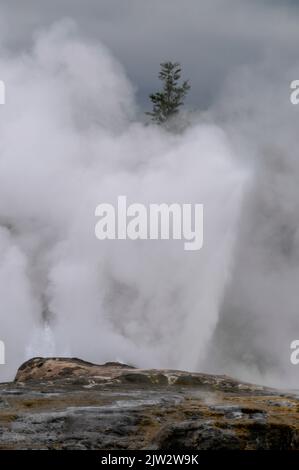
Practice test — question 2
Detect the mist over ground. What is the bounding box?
[0,1,298,387]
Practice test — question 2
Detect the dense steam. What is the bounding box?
[0,21,247,381]
[0,19,298,388]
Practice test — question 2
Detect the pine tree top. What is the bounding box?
[146,61,190,127]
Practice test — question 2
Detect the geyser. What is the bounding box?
[0,21,248,381]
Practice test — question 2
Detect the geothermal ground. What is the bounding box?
[0,358,298,450]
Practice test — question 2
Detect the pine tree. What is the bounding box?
[146,62,190,126]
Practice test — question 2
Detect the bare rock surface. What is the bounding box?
[0,357,298,449]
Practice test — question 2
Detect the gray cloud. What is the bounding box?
[1,0,299,108]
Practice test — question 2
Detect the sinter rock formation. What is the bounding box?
[0,357,297,449]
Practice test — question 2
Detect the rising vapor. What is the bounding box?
[0,21,248,381]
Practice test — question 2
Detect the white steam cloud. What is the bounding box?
[0,21,247,381]
[1,19,297,389]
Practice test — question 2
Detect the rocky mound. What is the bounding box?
[0,357,297,449]
[15,357,134,383]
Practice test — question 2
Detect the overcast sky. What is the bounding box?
[0,1,298,108]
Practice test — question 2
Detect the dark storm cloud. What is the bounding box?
[1,0,299,107]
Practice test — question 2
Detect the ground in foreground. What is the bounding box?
[0,357,298,449]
